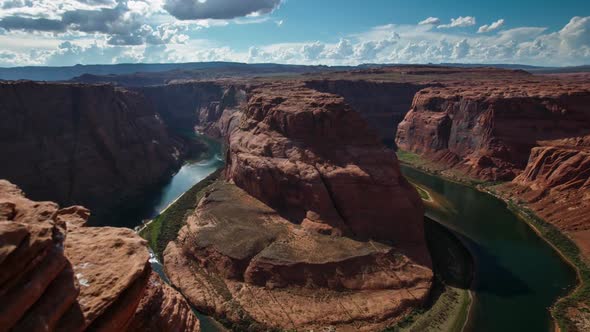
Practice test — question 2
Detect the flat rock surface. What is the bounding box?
[165,180,432,331]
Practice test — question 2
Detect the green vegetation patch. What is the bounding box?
[396,150,490,187]
[139,169,222,260]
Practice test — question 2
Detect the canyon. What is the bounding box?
[0,65,589,331]
[163,83,433,331]
[0,81,185,223]
[394,73,590,258]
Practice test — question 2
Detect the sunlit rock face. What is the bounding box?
[0,180,200,332]
[164,82,432,331]
[395,74,590,257]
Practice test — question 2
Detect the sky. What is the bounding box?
[0,0,588,67]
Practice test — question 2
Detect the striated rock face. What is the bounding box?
[0,180,200,332]
[395,75,590,257]
[138,82,246,137]
[164,83,432,331]
[501,145,590,257]
[305,80,432,147]
[0,81,184,220]
[396,82,590,181]
[227,83,426,244]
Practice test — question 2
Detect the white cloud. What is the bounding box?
[302,41,324,60]
[438,16,476,29]
[419,17,440,25]
[478,19,505,33]
[0,8,589,67]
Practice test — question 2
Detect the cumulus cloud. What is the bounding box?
[302,41,325,60]
[163,0,282,20]
[0,4,588,68]
[558,16,590,51]
[478,19,505,33]
[419,17,440,25]
[438,16,476,29]
[0,0,190,45]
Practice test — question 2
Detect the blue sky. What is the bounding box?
[0,0,588,67]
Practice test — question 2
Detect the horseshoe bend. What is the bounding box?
[0,8,590,330]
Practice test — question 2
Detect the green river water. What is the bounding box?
[400,165,577,332]
[126,134,576,331]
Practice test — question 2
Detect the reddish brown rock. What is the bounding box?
[165,181,432,331]
[397,82,590,181]
[0,180,200,332]
[498,145,590,257]
[164,83,432,330]
[0,81,184,220]
[227,83,426,246]
[393,73,590,258]
[128,272,201,332]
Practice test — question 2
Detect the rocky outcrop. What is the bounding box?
[396,81,590,181]
[305,80,431,147]
[395,75,590,256]
[138,82,246,137]
[227,83,426,244]
[0,180,200,332]
[164,83,432,331]
[0,81,184,221]
[500,145,590,256]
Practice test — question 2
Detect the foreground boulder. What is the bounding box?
[164,83,432,331]
[0,180,200,332]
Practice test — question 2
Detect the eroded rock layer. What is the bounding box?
[396,81,590,181]
[0,180,200,332]
[394,74,590,256]
[164,83,432,331]
[0,81,184,218]
[227,83,427,245]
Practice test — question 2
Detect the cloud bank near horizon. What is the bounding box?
[0,0,588,67]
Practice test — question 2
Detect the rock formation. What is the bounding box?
[305,80,431,147]
[395,74,590,256]
[0,81,184,221]
[138,82,246,137]
[0,179,200,332]
[164,83,432,331]
[397,81,590,181]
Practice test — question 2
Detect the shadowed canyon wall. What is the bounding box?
[137,82,246,138]
[0,81,185,219]
[305,80,431,147]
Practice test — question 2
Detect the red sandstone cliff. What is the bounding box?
[228,83,426,245]
[396,81,590,181]
[164,83,432,331]
[0,81,184,219]
[0,179,200,332]
[395,76,590,256]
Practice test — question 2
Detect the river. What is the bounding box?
[118,133,575,331]
[400,165,577,332]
